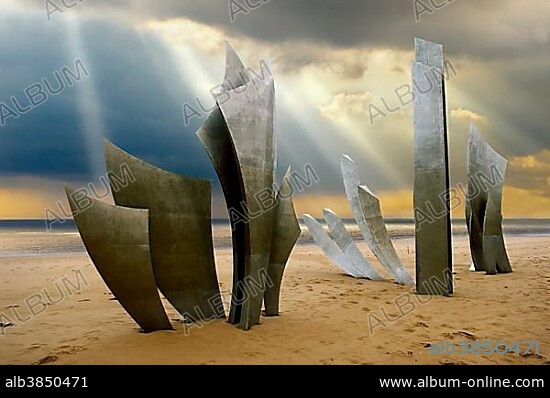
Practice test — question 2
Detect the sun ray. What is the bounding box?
[61,13,107,180]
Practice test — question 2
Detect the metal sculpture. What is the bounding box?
[323,209,384,280]
[264,167,301,316]
[65,187,172,332]
[466,123,512,274]
[341,155,413,285]
[66,42,300,333]
[104,140,225,321]
[466,124,485,272]
[412,38,453,295]
[197,42,298,330]
[303,214,362,277]
[357,186,414,285]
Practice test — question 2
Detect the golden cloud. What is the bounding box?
[450,108,488,124]
[318,92,373,121]
[507,149,550,196]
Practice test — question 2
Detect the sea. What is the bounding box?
[0,218,549,258]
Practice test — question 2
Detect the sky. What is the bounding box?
[0,0,549,219]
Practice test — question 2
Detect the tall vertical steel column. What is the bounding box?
[197,43,277,330]
[412,38,453,295]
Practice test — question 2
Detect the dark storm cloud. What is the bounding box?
[0,14,217,183]
[38,0,549,59]
[4,0,549,201]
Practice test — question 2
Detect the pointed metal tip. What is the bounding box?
[469,121,481,137]
[222,41,250,90]
[340,155,356,172]
[303,214,319,226]
[103,138,122,151]
[468,123,484,147]
[276,165,293,186]
[64,185,75,196]
[414,37,442,48]
[469,125,507,164]
[341,155,359,179]
[104,139,133,162]
[358,184,377,199]
[322,208,336,217]
[341,154,354,163]
[224,40,237,54]
[277,165,295,197]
